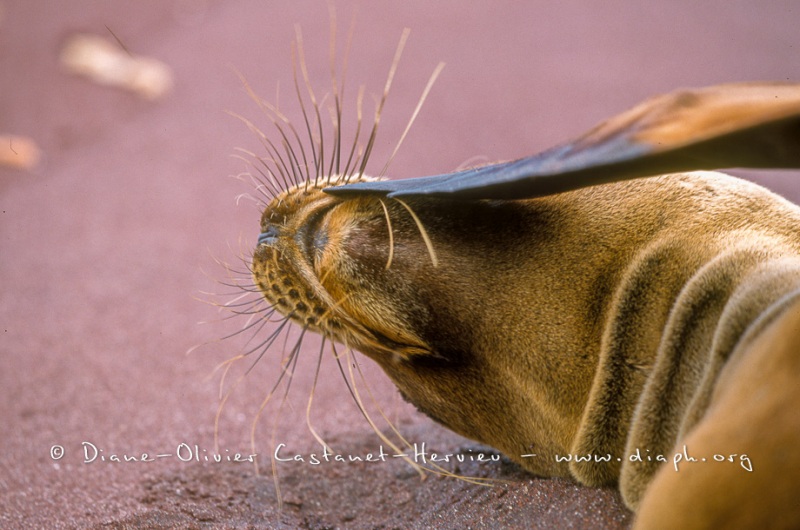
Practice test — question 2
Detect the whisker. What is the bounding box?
[217,309,274,343]
[243,316,295,370]
[355,28,411,182]
[325,102,340,184]
[242,327,303,502]
[259,100,313,186]
[248,326,305,447]
[331,343,372,420]
[212,354,243,397]
[378,199,395,269]
[327,7,341,182]
[195,286,256,305]
[228,114,294,192]
[339,345,426,479]
[218,290,259,308]
[350,353,497,485]
[306,337,332,452]
[379,61,445,177]
[325,6,357,185]
[213,355,248,453]
[212,281,261,294]
[228,167,277,204]
[454,155,491,172]
[237,72,312,186]
[249,325,309,508]
[342,85,365,182]
[266,328,307,508]
[291,41,321,185]
[219,298,270,313]
[295,26,326,187]
[230,152,282,200]
[279,326,307,398]
[201,303,274,325]
[395,198,438,267]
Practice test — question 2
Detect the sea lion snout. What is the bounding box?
[257,226,279,246]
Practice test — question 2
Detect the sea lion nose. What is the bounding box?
[258,226,279,246]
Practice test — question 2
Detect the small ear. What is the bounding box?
[325,82,800,200]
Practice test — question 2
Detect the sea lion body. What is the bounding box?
[240,50,800,526]
[252,169,800,525]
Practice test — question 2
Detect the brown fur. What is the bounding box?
[634,291,800,528]
[251,170,800,526]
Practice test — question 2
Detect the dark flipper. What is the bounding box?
[325,82,800,200]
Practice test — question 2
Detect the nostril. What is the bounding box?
[258,226,279,246]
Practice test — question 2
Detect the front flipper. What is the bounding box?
[325,82,800,201]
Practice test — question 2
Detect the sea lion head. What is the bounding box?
[250,173,578,462]
[252,175,433,361]
[251,174,498,363]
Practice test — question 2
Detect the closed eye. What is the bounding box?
[298,205,335,269]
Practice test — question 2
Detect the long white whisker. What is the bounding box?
[380,61,445,177]
[355,28,411,181]
[379,199,395,269]
[395,198,438,267]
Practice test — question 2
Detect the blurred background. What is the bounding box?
[2,1,798,527]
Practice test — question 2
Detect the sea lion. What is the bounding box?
[240,37,800,527]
